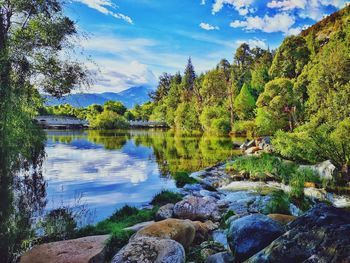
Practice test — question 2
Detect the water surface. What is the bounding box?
[43,129,244,223]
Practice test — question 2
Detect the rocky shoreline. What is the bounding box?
[20,158,350,263]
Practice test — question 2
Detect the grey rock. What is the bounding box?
[205,252,235,263]
[211,230,228,249]
[155,204,174,221]
[247,204,350,263]
[112,237,185,263]
[227,214,284,262]
[300,160,336,181]
[174,196,221,221]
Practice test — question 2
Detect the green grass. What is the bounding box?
[226,153,308,184]
[263,190,291,215]
[173,172,198,188]
[150,190,183,206]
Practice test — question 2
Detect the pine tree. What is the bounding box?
[183,57,196,91]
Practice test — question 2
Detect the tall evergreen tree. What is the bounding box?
[183,57,196,92]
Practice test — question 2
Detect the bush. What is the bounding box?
[40,208,77,242]
[227,153,299,184]
[290,168,320,199]
[150,190,183,206]
[231,120,256,135]
[264,190,291,215]
[173,172,198,188]
[90,110,129,129]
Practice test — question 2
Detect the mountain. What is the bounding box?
[44,85,154,108]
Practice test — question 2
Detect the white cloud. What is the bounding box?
[201,0,206,5]
[199,22,220,30]
[230,13,296,34]
[212,0,255,15]
[236,38,268,49]
[74,0,133,24]
[267,0,349,20]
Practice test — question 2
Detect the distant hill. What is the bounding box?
[44,85,154,108]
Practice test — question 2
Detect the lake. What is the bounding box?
[43,129,245,223]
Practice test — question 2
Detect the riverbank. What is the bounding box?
[20,144,350,262]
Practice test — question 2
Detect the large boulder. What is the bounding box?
[133,218,196,249]
[173,196,221,221]
[155,204,174,221]
[267,214,296,225]
[227,214,284,262]
[205,252,235,263]
[20,235,110,263]
[247,204,350,262]
[112,237,185,263]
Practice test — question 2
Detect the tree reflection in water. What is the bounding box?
[0,120,47,262]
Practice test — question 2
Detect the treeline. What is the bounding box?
[147,6,350,181]
[43,100,155,129]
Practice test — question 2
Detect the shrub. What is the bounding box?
[264,190,291,215]
[290,168,320,199]
[231,120,256,135]
[150,190,183,206]
[90,110,129,129]
[40,208,77,241]
[173,172,197,188]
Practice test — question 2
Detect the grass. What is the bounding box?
[150,190,183,206]
[263,190,291,215]
[173,172,198,188]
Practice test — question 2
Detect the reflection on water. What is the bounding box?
[44,129,244,222]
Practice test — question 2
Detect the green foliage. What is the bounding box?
[264,190,291,215]
[150,190,183,206]
[227,153,301,184]
[231,120,256,135]
[290,168,320,199]
[39,208,77,242]
[269,36,310,79]
[256,78,298,134]
[103,101,127,115]
[174,100,201,133]
[234,83,256,120]
[199,106,231,134]
[173,172,198,188]
[273,120,350,182]
[90,110,129,129]
[251,64,270,95]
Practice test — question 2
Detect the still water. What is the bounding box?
[43,129,245,223]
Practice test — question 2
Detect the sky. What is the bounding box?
[64,0,349,93]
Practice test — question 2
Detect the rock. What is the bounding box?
[199,190,221,199]
[205,252,235,263]
[155,204,174,221]
[174,196,221,221]
[191,220,219,243]
[245,146,262,155]
[20,235,110,263]
[112,237,185,263]
[191,169,232,189]
[301,160,336,181]
[227,214,284,262]
[133,218,196,249]
[211,230,228,249]
[199,241,226,259]
[240,139,256,150]
[267,214,296,225]
[289,203,302,216]
[124,221,155,232]
[256,137,271,150]
[247,204,350,263]
[248,195,271,213]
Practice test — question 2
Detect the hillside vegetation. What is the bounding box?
[145,5,350,182]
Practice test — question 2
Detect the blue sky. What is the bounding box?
[65,0,349,93]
